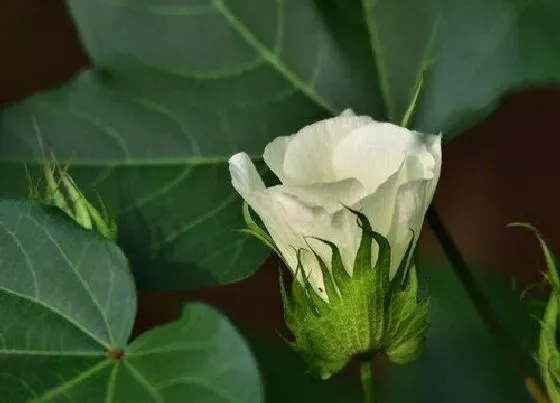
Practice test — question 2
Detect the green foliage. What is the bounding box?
[509,223,560,403]
[279,210,428,379]
[0,200,262,403]
[359,0,560,132]
[1,0,560,289]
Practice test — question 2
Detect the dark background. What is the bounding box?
[2,1,559,401]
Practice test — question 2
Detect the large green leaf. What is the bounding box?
[360,0,560,132]
[0,199,262,402]
[0,0,381,289]
[1,0,559,290]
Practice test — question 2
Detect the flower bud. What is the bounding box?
[31,161,117,241]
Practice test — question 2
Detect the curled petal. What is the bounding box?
[279,178,367,214]
[229,152,266,194]
[263,135,294,183]
[282,113,374,185]
[229,153,328,298]
[332,122,416,192]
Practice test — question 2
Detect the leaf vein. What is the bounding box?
[30,360,111,403]
[149,191,239,250]
[103,0,214,17]
[127,340,217,357]
[25,212,115,346]
[32,104,131,160]
[118,166,193,215]
[0,218,39,298]
[0,286,107,350]
[124,362,165,403]
[212,0,336,114]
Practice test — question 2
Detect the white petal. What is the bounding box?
[391,181,429,244]
[302,199,392,279]
[229,154,296,264]
[356,175,403,235]
[263,135,294,183]
[229,153,329,299]
[304,208,361,277]
[426,134,442,188]
[397,132,439,186]
[268,192,328,297]
[339,108,357,117]
[422,134,442,215]
[280,178,367,214]
[333,132,440,275]
[229,153,298,270]
[332,122,414,192]
[274,134,440,279]
[263,109,361,184]
[229,152,266,194]
[323,176,404,276]
[381,134,441,275]
[386,180,431,274]
[282,114,374,185]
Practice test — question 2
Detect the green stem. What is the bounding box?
[360,359,375,403]
[426,205,549,403]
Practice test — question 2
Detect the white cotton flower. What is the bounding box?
[229,109,441,299]
[229,109,441,379]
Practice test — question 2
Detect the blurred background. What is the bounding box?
[2,1,560,402]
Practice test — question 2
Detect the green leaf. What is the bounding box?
[0,0,381,289]
[0,199,262,402]
[2,0,559,289]
[360,0,560,133]
[119,304,263,403]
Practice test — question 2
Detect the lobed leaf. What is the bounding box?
[0,200,263,403]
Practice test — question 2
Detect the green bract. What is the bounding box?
[246,205,429,379]
[30,161,118,241]
[511,223,560,403]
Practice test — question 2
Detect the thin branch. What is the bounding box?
[426,205,549,403]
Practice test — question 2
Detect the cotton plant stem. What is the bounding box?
[360,359,375,403]
[426,205,549,403]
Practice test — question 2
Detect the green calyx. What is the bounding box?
[243,203,429,379]
[29,160,118,241]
